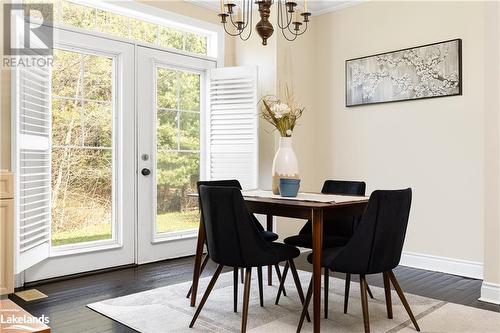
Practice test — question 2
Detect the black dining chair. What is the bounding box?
[186,179,285,310]
[190,185,309,332]
[297,189,420,333]
[276,180,373,317]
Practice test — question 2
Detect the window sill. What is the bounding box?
[152,229,198,244]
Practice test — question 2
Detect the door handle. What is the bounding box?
[141,168,151,176]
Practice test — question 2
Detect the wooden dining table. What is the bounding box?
[189,192,369,333]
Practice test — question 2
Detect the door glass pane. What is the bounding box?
[51,49,114,247]
[179,72,200,111]
[156,67,201,235]
[179,112,200,151]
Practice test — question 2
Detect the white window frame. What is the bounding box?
[61,0,224,62]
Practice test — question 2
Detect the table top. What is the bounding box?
[243,194,367,208]
[189,190,369,209]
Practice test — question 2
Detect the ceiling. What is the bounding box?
[189,0,364,16]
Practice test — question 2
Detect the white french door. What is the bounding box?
[137,46,215,264]
[22,28,135,282]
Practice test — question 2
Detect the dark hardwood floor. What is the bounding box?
[10,253,500,333]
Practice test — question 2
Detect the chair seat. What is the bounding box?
[260,230,279,242]
[284,234,350,249]
[306,246,344,267]
[271,242,301,263]
[239,242,300,268]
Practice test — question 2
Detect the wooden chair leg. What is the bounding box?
[344,273,351,314]
[274,264,287,296]
[324,267,329,319]
[365,279,374,299]
[233,267,239,312]
[388,270,421,331]
[241,267,252,333]
[241,267,244,284]
[296,278,313,333]
[275,261,289,305]
[257,266,264,307]
[189,264,224,328]
[360,274,370,333]
[288,259,311,322]
[186,254,210,298]
[383,272,393,319]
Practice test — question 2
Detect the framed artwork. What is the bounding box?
[345,39,462,107]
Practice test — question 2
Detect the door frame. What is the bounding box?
[136,45,216,264]
[16,17,223,282]
[23,27,136,282]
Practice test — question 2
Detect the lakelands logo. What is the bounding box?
[0,314,50,327]
[3,2,54,68]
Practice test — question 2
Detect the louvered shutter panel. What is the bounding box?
[12,59,52,273]
[208,67,259,189]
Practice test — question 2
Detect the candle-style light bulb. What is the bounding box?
[304,0,308,12]
[220,0,224,13]
[237,6,242,21]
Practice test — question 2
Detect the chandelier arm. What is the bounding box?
[239,1,253,41]
[228,1,251,32]
[286,24,299,36]
[277,0,293,30]
[277,0,285,29]
[280,25,298,41]
[222,22,244,37]
[241,0,252,30]
[230,10,246,30]
[229,13,239,29]
[294,21,308,36]
[286,19,306,37]
[239,29,253,41]
[237,0,249,31]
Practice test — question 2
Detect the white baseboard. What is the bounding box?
[479,282,500,305]
[400,251,484,279]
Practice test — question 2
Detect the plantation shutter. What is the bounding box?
[208,66,258,189]
[12,59,52,273]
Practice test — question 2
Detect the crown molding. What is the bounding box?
[185,0,367,16]
[313,0,369,16]
[186,0,220,13]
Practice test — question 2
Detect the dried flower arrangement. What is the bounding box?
[259,86,305,137]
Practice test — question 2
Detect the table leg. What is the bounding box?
[190,215,206,307]
[311,209,323,333]
[267,214,273,286]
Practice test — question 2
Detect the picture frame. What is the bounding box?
[345,38,462,107]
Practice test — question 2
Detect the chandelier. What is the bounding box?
[218,0,311,45]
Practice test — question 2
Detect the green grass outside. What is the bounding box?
[51,210,199,246]
[156,210,199,233]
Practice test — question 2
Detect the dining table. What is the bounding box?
[189,190,369,333]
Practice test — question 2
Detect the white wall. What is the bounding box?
[482,0,500,293]
[314,0,488,265]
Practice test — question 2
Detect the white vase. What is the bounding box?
[272,136,299,195]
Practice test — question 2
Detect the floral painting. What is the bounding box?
[345,39,462,106]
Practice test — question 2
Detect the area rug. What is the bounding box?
[87,270,500,332]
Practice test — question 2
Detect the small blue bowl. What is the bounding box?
[279,178,300,197]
